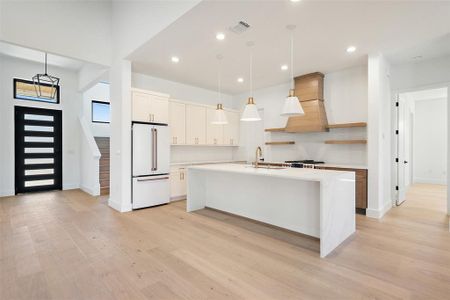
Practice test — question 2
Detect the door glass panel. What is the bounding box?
[24,136,54,143]
[25,148,54,153]
[24,114,54,122]
[25,158,54,165]
[25,179,54,187]
[25,169,54,176]
[24,125,54,132]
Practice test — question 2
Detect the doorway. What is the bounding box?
[15,106,63,194]
[395,87,448,209]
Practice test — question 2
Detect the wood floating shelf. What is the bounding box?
[326,122,367,129]
[324,140,367,145]
[265,141,295,145]
[265,127,286,132]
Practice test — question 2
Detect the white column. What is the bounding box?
[108,59,132,212]
[367,53,392,218]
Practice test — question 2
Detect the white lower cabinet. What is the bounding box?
[170,167,187,200]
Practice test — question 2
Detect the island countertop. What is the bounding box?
[187,163,354,182]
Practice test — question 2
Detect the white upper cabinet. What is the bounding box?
[132,90,169,124]
[223,110,240,146]
[186,104,206,145]
[206,108,224,145]
[169,101,186,145]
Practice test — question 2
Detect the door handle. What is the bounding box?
[404,161,408,164]
[154,128,158,171]
[137,176,169,182]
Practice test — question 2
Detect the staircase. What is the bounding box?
[95,137,110,195]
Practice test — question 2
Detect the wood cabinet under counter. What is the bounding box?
[315,166,368,212]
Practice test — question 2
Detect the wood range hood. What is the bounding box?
[284,72,329,133]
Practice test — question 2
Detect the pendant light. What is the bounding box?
[212,55,228,125]
[241,42,261,122]
[32,53,60,100]
[281,25,304,116]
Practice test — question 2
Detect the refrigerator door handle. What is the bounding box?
[151,128,156,171]
[137,176,169,182]
[154,128,158,171]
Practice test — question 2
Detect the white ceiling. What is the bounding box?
[0,41,86,71]
[129,0,450,95]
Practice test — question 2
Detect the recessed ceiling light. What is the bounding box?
[237,77,244,83]
[171,56,180,63]
[216,32,225,40]
[290,0,301,2]
[346,46,356,53]
[281,64,288,71]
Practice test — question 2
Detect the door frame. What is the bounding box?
[392,82,450,214]
[14,106,63,194]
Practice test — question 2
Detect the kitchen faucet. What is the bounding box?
[255,146,263,168]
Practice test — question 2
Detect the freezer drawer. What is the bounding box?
[132,175,170,209]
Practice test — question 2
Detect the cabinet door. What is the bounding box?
[186,104,206,145]
[150,95,169,124]
[169,102,186,145]
[223,111,240,146]
[132,92,152,122]
[206,108,224,145]
[170,168,187,199]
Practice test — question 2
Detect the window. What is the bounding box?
[14,78,60,104]
[92,100,110,123]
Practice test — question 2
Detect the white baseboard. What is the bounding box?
[0,188,15,197]
[108,198,132,213]
[80,184,100,196]
[413,177,447,185]
[63,183,80,190]
[366,201,393,219]
[170,195,186,202]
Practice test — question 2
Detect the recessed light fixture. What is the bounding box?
[346,46,356,53]
[171,56,180,63]
[281,64,288,71]
[290,0,301,2]
[237,77,244,83]
[216,32,225,40]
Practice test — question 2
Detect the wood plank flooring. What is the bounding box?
[0,184,449,299]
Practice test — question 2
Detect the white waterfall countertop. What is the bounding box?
[187,163,353,182]
[187,163,356,257]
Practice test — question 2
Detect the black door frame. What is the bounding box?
[15,106,63,194]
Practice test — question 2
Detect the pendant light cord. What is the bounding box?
[250,52,253,97]
[218,58,222,102]
[45,53,48,75]
[290,34,294,90]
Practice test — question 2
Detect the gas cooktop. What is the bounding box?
[285,160,325,168]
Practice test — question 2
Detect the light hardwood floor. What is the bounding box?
[1,184,449,299]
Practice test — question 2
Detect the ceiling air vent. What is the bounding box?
[229,21,250,34]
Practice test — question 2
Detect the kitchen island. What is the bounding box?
[187,164,355,257]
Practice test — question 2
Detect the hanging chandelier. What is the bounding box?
[241,41,261,122]
[281,25,304,116]
[32,53,60,100]
[212,54,228,125]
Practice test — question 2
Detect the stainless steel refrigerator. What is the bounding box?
[132,122,170,209]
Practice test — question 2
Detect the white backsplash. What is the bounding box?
[171,146,234,164]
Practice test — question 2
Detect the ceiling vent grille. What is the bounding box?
[229,21,250,34]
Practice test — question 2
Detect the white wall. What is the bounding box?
[413,98,447,184]
[132,72,235,163]
[367,54,392,218]
[82,82,110,137]
[233,66,368,165]
[0,1,111,66]
[0,55,82,196]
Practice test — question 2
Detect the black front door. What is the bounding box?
[15,106,62,194]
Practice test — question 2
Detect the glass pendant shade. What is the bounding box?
[212,104,228,124]
[281,89,304,116]
[241,97,261,121]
